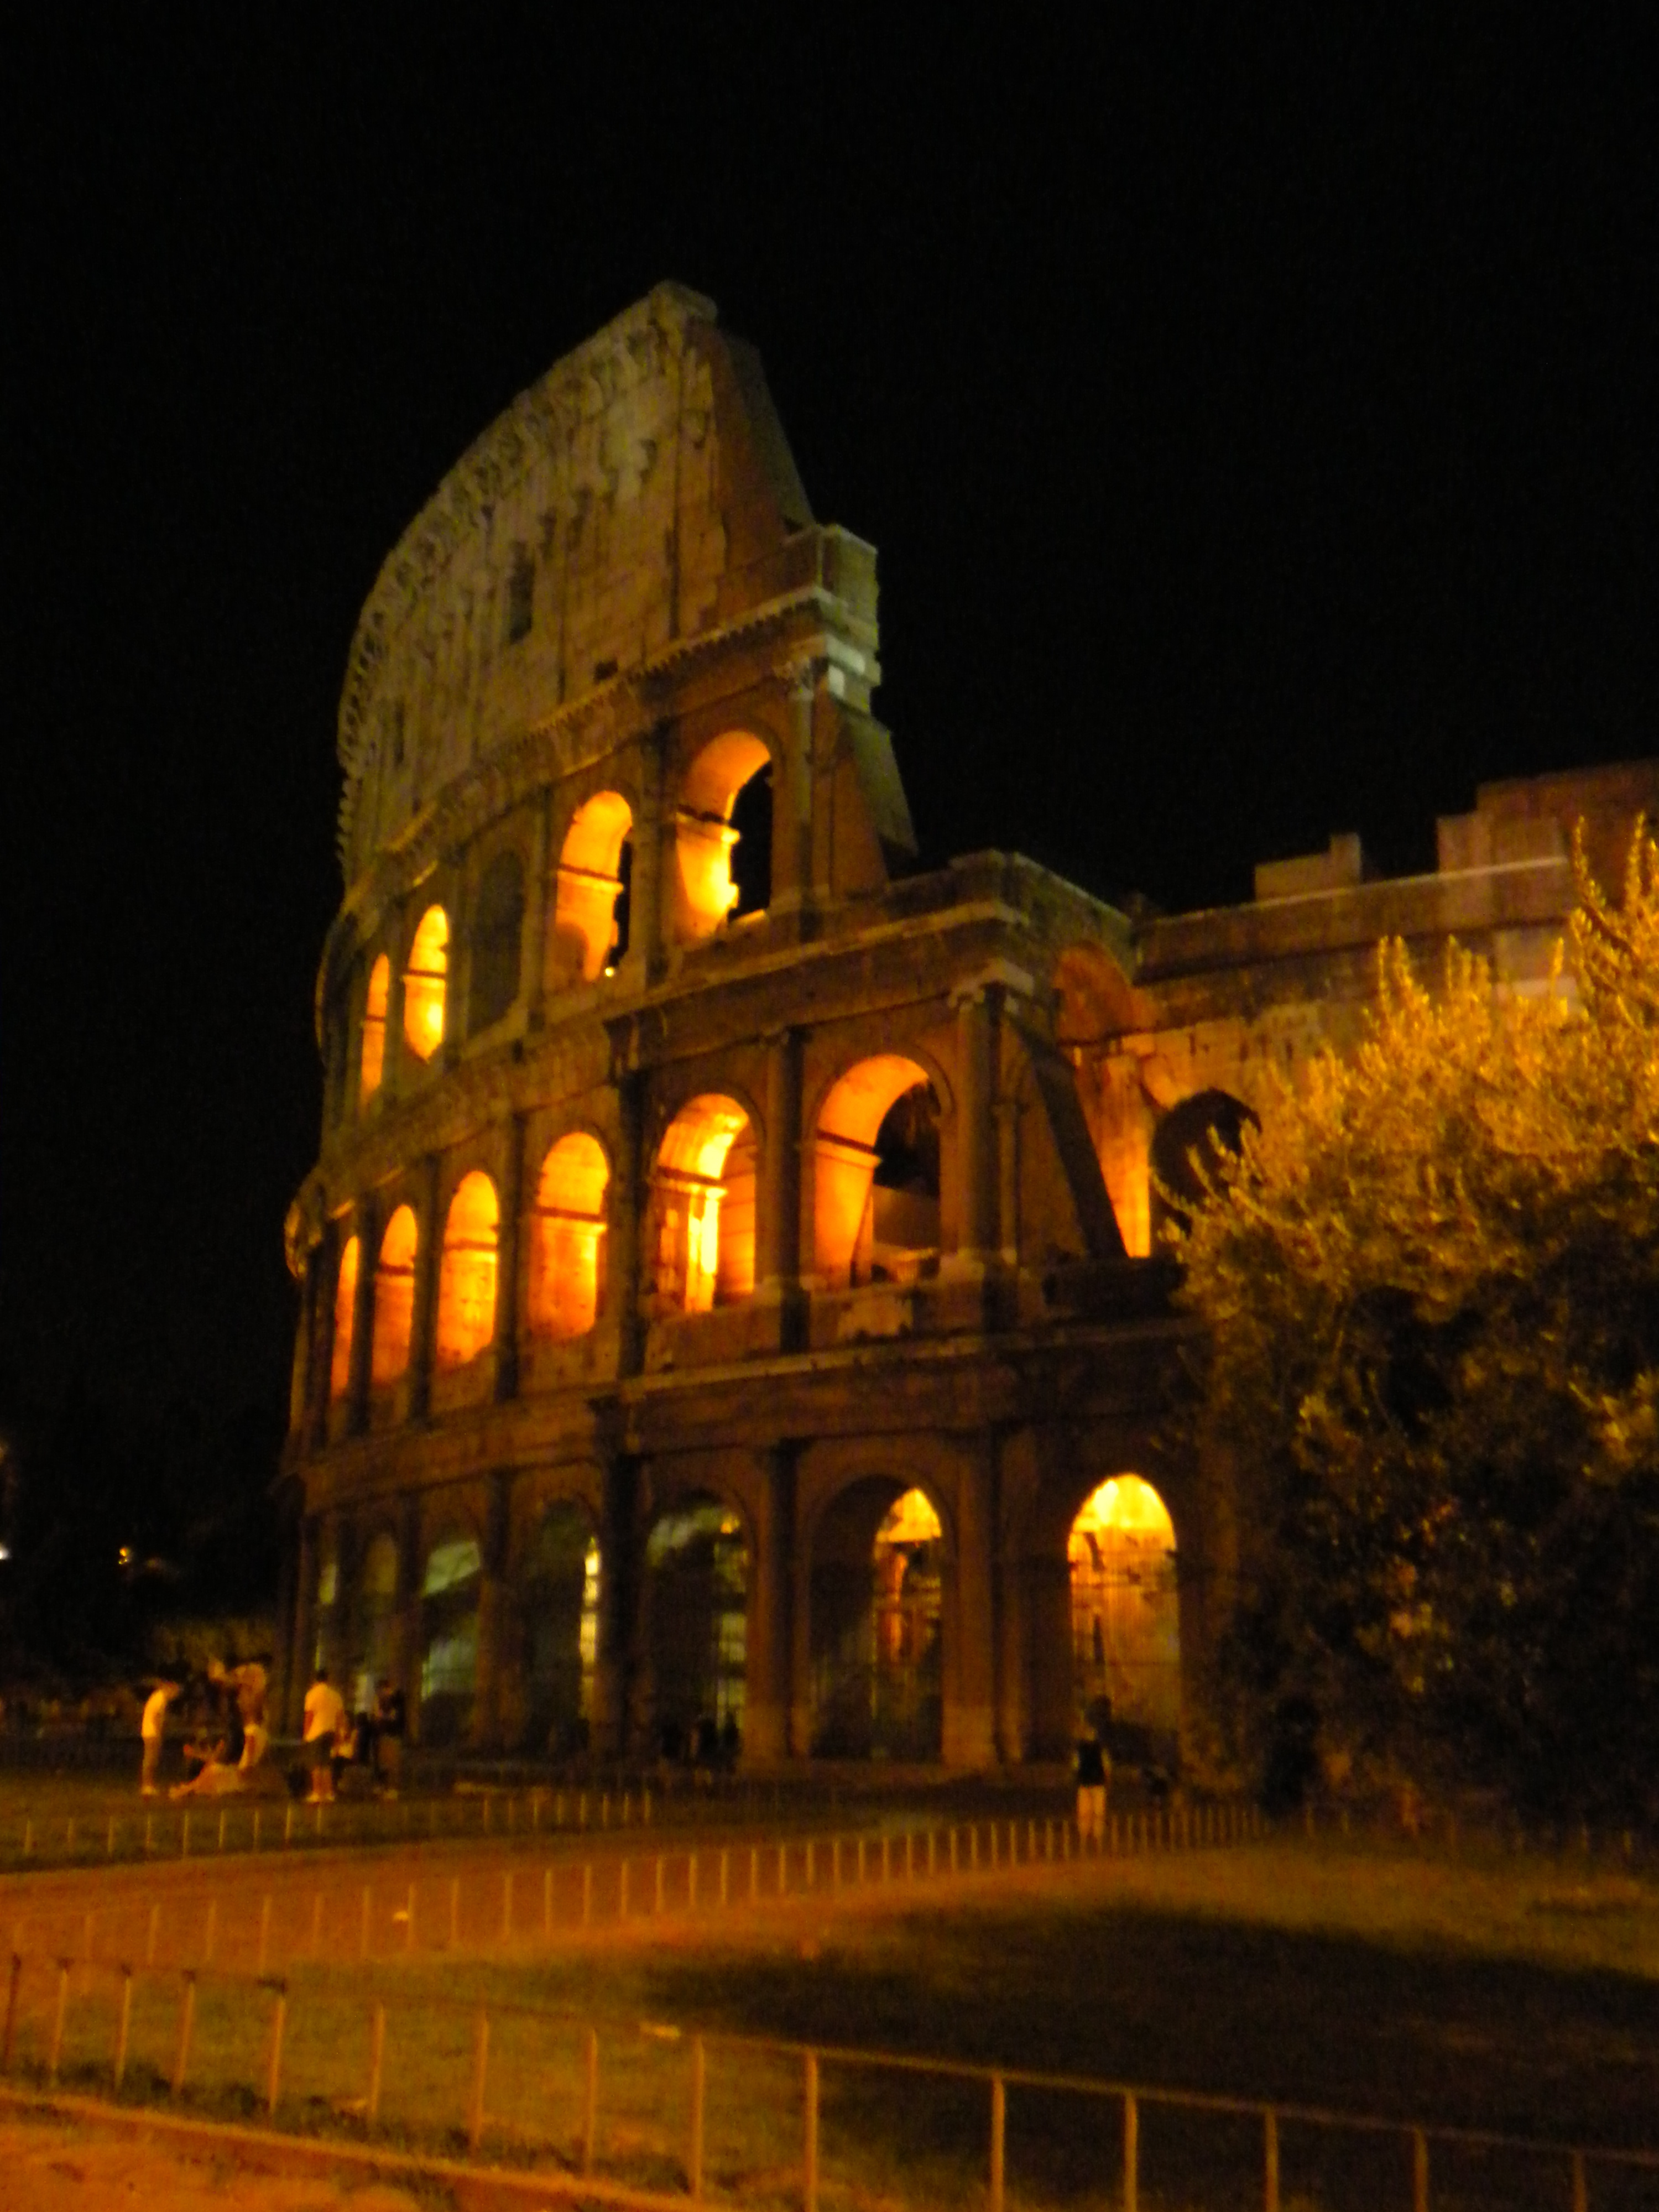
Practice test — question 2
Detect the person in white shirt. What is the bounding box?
[140,1679,180,1796]
[302,1668,346,1803]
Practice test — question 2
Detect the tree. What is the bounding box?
[1172,830,1659,1823]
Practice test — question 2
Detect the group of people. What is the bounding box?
[301,1667,404,1803]
[139,1657,271,1797]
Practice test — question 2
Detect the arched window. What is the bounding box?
[814,1056,940,1287]
[530,1133,609,1339]
[359,954,390,1103]
[330,1235,359,1400]
[436,1171,498,1368]
[371,1206,418,1387]
[644,1499,748,1751]
[1069,1476,1180,1737]
[653,1095,755,1312]
[468,852,525,1035]
[672,732,773,941]
[552,791,633,985]
[420,1531,482,1746]
[403,906,448,1061]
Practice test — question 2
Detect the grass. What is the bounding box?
[6,1832,1659,2208]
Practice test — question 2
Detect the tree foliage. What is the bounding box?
[1172,830,1659,1822]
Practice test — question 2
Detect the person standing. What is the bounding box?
[374,1678,405,1796]
[140,1679,180,1796]
[1074,1723,1110,1847]
[302,1667,345,1803]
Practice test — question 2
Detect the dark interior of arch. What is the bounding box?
[728,764,773,917]
[1149,1088,1259,1241]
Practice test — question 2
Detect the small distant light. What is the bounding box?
[603,962,617,978]
[117,1546,133,1568]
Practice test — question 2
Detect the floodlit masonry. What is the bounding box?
[279,282,1659,1764]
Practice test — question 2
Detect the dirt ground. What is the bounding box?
[0,2114,428,2211]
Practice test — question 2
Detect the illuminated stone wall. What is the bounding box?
[281,285,1657,1772]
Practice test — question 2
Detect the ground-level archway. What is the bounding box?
[518,1501,599,1756]
[811,1480,944,1760]
[1068,1474,1179,1739]
[641,1498,748,1759]
[418,1530,482,1748]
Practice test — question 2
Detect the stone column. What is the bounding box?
[592,1454,637,1760]
[408,1153,441,1421]
[523,789,552,1024]
[771,667,817,921]
[288,1249,318,1445]
[745,1447,796,1764]
[494,1116,525,1403]
[944,1437,999,1768]
[628,730,667,983]
[347,1194,378,1435]
[951,987,1000,1269]
[471,1470,513,1750]
[611,1070,646,1378]
[757,1029,802,1296]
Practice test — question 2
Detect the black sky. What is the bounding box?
[3,16,1657,1426]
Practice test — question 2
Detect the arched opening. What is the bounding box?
[643,1499,747,1759]
[469,851,525,1034]
[403,906,448,1061]
[1069,1475,1180,1740]
[529,1133,609,1339]
[673,731,773,940]
[811,1481,943,1760]
[419,1531,481,1748]
[552,791,634,985]
[814,1057,941,1287]
[330,1235,359,1400]
[359,954,389,1103]
[1149,1089,1256,1246]
[519,1503,599,1756]
[651,1095,755,1312]
[436,1172,498,1368]
[371,1206,419,1387]
[351,1531,399,1713]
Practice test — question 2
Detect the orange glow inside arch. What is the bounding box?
[403,906,448,1061]
[815,1055,933,1287]
[330,1235,359,1400]
[436,1171,499,1367]
[371,1205,418,1387]
[554,792,633,983]
[654,1095,754,1312]
[359,954,390,1101]
[531,1132,610,1340]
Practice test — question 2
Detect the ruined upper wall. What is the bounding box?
[335,284,871,880]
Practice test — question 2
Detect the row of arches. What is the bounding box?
[328,1055,951,1395]
[309,1475,1178,1759]
[348,734,776,1114]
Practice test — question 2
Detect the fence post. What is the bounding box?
[1123,2090,1138,2212]
[804,2049,820,2212]
[1264,2107,1279,2212]
[265,1984,287,2115]
[48,1960,69,2084]
[581,2025,599,2174]
[1571,2149,1588,2212]
[1,1953,18,2072]
[467,2007,489,2151]
[367,2000,385,2124]
[989,2074,1006,2212]
[113,1968,133,2091]
[1412,2128,1429,2212]
[689,2033,706,2201]
[171,1971,196,2095]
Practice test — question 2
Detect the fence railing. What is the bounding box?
[1,1947,1652,2210]
[3,1806,1266,1975]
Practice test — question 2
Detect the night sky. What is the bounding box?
[4,19,1657,1433]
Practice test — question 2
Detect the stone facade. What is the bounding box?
[279,283,1659,1768]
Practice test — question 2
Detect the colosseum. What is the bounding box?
[278,281,1659,1769]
